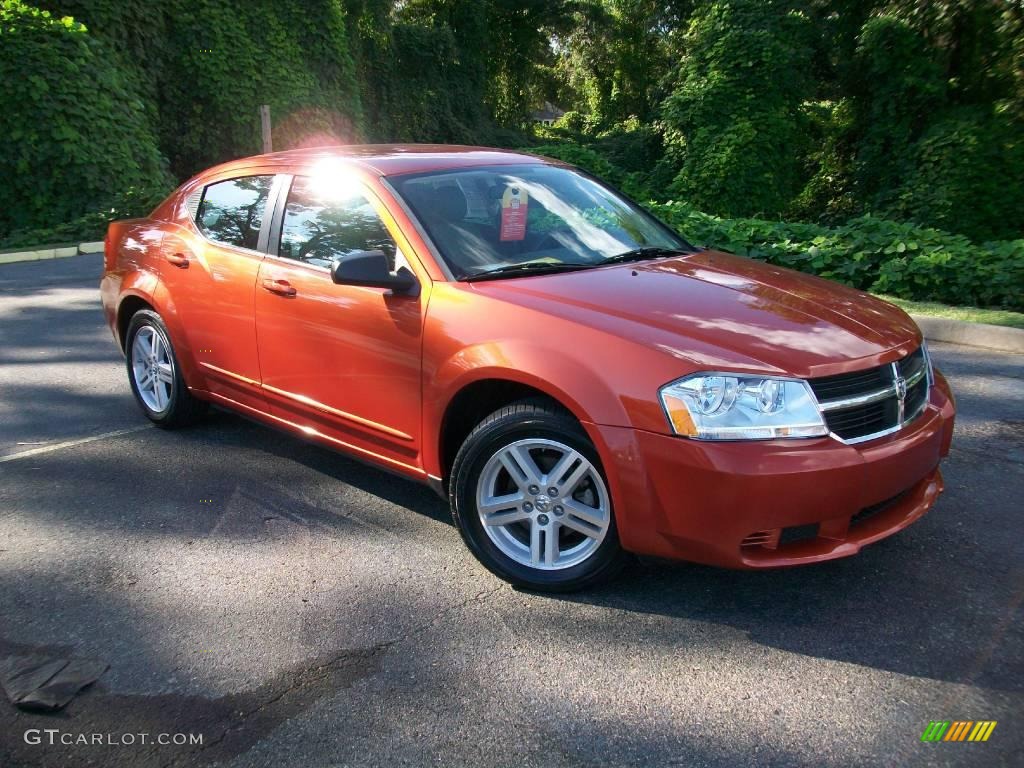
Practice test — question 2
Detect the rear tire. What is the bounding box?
[450,398,628,591]
[125,309,206,428]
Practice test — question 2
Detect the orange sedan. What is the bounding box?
[101,145,955,590]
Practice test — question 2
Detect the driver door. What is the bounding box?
[254,174,425,473]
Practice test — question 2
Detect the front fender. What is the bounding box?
[423,339,633,477]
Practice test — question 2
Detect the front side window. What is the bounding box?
[389,164,688,279]
[196,175,274,250]
[278,176,398,270]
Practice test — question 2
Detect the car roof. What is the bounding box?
[202,144,559,179]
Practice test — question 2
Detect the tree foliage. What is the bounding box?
[344,0,491,142]
[4,0,1024,254]
[660,1,816,218]
[159,0,361,177]
[0,1,172,235]
[36,0,362,178]
[547,0,1024,241]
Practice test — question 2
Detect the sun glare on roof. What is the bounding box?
[308,158,362,201]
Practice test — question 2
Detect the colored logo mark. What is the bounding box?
[921,721,997,742]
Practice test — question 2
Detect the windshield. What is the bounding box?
[388,164,690,279]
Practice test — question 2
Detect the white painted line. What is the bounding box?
[0,425,152,463]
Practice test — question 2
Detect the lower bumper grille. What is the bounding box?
[849,489,911,528]
[741,489,915,552]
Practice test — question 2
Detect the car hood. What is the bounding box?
[469,251,922,378]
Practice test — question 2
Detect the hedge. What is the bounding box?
[646,202,1024,311]
[0,187,170,249]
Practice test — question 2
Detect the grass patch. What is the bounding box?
[874,294,1024,329]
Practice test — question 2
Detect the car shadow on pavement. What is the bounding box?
[196,409,451,527]
[155,408,1024,696]
[3,376,1020,710]
[548,469,1023,695]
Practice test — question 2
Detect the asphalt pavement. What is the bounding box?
[0,254,1021,767]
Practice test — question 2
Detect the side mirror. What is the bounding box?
[330,250,419,296]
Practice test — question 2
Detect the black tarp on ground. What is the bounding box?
[0,654,108,712]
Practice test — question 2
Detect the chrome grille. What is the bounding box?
[809,347,929,443]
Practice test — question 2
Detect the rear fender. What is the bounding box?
[116,271,206,390]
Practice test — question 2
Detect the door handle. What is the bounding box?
[165,252,189,268]
[261,277,297,296]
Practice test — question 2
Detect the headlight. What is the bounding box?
[659,374,829,440]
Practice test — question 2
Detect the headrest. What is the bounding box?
[431,184,467,220]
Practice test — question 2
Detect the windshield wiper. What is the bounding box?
[462,262,595,282]
[599,246,689,265]
[461,247,690,281]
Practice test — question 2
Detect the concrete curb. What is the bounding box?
[0,241,103,264]
[910,314,1024,354]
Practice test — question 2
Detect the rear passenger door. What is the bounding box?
[160,173,281,412]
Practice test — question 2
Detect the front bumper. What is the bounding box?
[592,370,956,568]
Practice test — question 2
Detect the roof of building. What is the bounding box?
[530,102,566,121]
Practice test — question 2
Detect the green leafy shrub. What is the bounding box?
[36,1,168,116]
[555,110,592,133]
[0,186,170,249]
[523,145,628,188]
[874,238,1024,310]
[40,1,362,177]
[646,202,1024,310]
[590,119,662,174]
[0,1,172,238]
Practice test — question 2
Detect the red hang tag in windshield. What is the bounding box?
[500,186,528,241]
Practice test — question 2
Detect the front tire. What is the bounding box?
[450,399,628,591]
[125,309,206,428]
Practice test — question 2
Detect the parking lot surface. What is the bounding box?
[1,255,1021,767]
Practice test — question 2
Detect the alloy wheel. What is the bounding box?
[131,325,174,413]
[475,438,610,570]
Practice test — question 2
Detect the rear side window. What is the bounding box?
[277,176,398,269]
[196,175,274,250]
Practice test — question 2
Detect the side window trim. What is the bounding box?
[259,173,292,254]
[265,173,294,258]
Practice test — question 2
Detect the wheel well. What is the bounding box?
[117,296,153,351]
[439,379,571,483]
